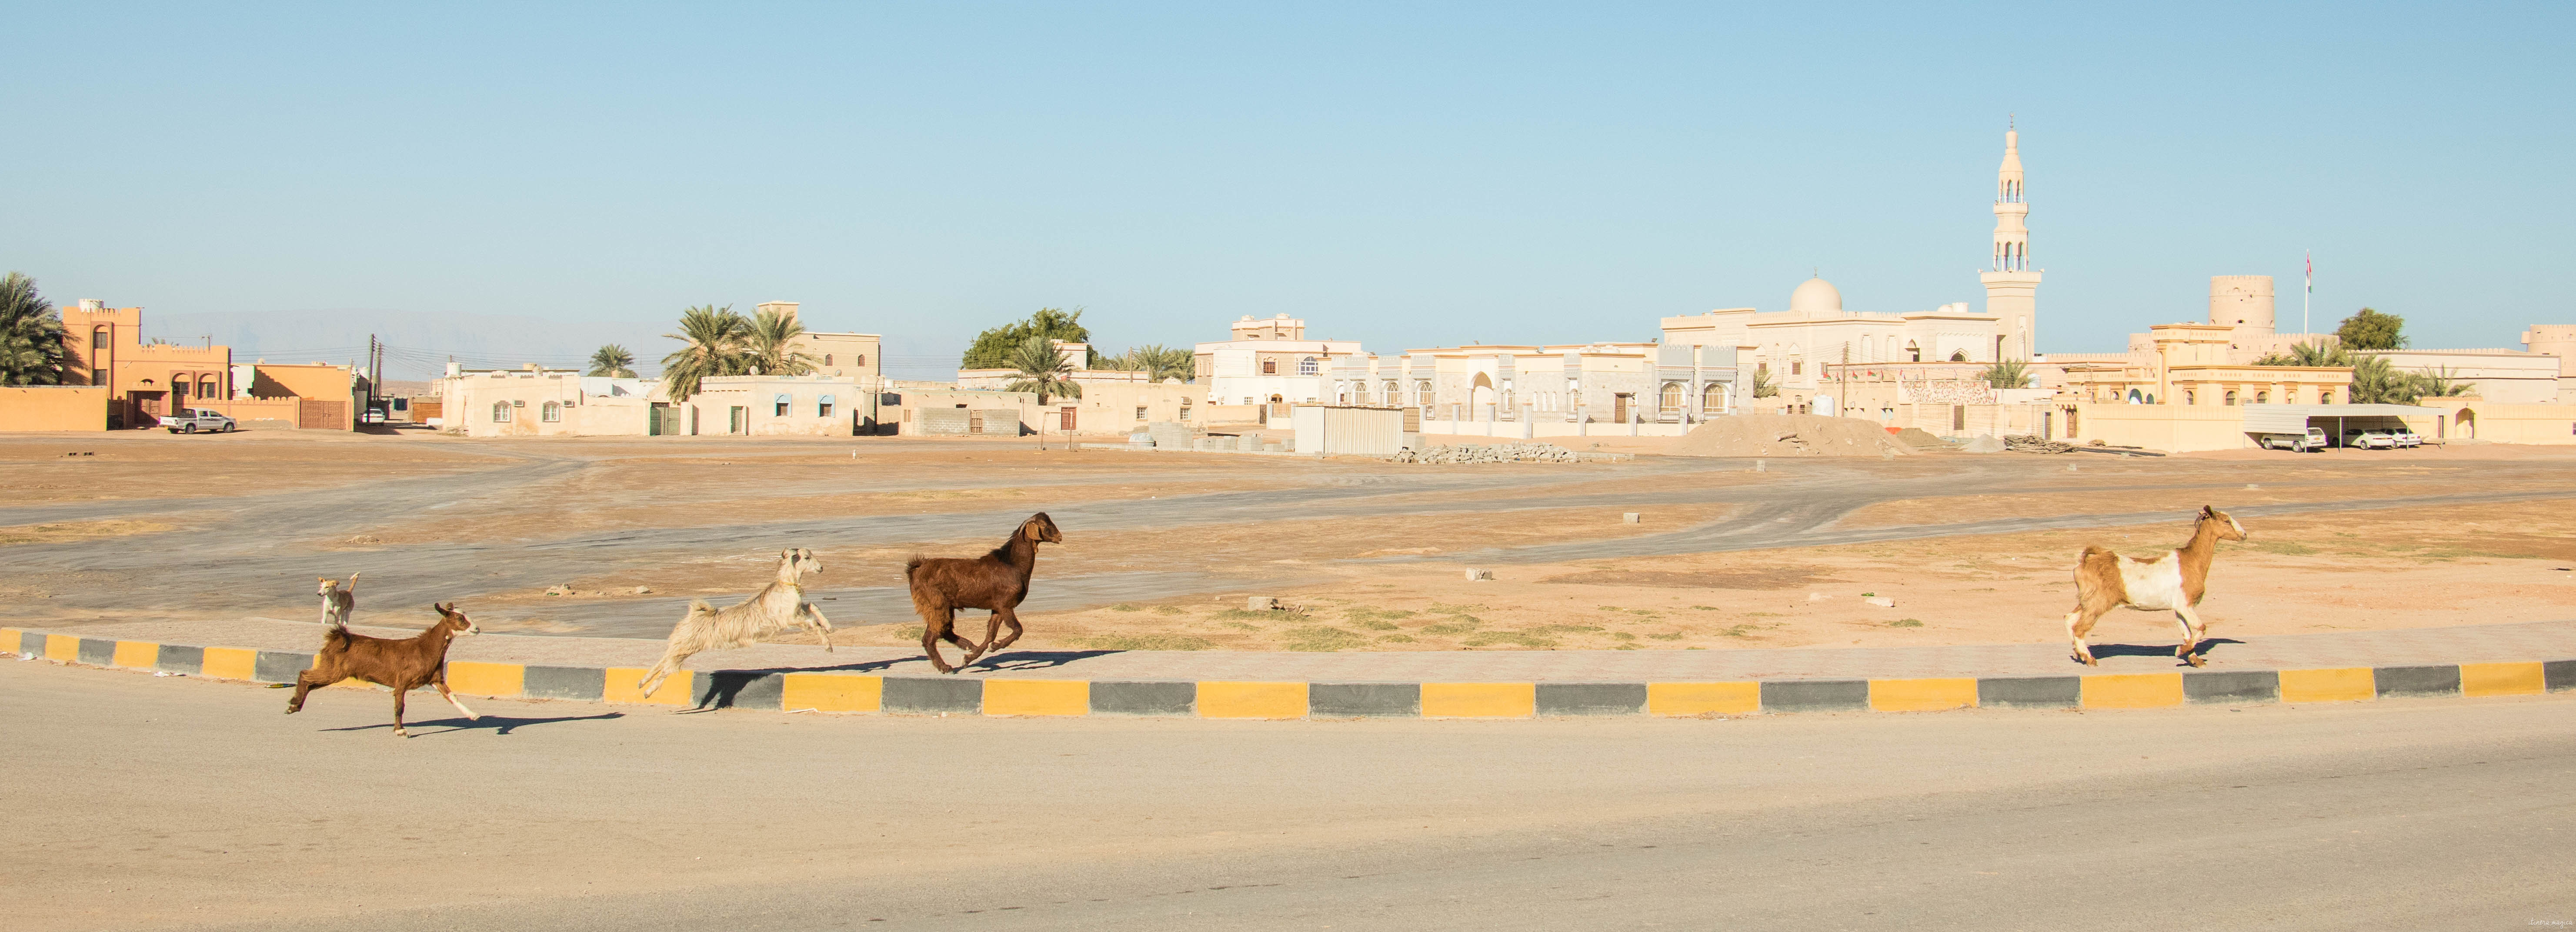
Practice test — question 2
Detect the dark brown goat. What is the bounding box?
[904,512,1062,673]
[279,602,482,737]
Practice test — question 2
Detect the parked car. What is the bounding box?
[2390,429,2423,448]
[360,407,388,424]
[2256,427,2327,452]
[159,408,237,434]
[2340,428,2395,450]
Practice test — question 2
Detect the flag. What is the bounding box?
[2305,251,2312,293]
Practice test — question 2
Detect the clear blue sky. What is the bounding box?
[8,2,2569,375]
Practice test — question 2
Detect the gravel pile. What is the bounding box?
[1387,443,1584,464]
[2003,434,2076,454]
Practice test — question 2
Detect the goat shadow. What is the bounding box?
[320,712,624,736]
[2082,638,2243,664]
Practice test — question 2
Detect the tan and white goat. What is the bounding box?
[634,548,834,696]
[2065,505,2247,667]
[317,571,360,629]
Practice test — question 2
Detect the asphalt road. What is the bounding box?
[7,658,2570,931]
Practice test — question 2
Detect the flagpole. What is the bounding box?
[2303,250,2312,336]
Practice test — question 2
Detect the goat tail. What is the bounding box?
[684,598,717,619]
[903,555,925,580]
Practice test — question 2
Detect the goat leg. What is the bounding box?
[391,687,409,738]
[435,675,480,721]
[801,603,836,652]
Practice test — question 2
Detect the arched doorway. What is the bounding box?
[2456,408,2476,439]
[1471,372,1496,414]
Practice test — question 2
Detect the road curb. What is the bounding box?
[8,627,2572,718]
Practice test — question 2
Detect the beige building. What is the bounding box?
[756,301,882,380]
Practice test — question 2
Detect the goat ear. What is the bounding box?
[2200,505,2215,517]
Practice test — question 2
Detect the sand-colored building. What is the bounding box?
[756,302,882,380]
[50,299,359,431]
[0,386,113,431]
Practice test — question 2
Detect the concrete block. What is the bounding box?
[2182,669,2279,704]
[522,665,606,702]
[153,644,205,676]
[253,651,315,684]
[1535,682,1648,716]
[693,671,785,710]
[883,676,983,714]
[1759,679,1870,713]
[1464,568,1494,581]
[2546,659,2576,692]
[2373,665,2462,698]
[1090,681,1197,716]
[77,638,116,666]
[1621,512,1641,524]
[1976,675,2081,709]
[1309,682,1420,717]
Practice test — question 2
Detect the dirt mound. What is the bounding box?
[1892,427,1946,448]
[1669,414,1915,458]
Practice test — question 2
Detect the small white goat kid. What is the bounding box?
[635,548,834,696]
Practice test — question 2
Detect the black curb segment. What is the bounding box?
[78,638,117,665]
[2548,660,2576,692]
[254,651,314,684]
[1976,676,2082,709]
[154,645,204,675]
[2373,665,2462,698]
[1311,683,1420,717]
[883,677,982,714]
[1090,681,1196,716]
[695,671,786,710]
[523,666,606,702]
[1762,679,1869,713]
[2184,670,2280,705]
[1536,682,1648,715]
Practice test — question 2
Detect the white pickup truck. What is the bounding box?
[2255,427,2326,452]
[158,408,237,434]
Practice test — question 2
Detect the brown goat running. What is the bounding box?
[904,512,1062,673]
[279,602,482,737]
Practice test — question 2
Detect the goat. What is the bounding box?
[635,548,834,696]
[317,571,360,629]
[2065,505,2247,667]
[904,512,1062,674]
[279,602,481,737]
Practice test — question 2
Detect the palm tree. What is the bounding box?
[659,304,751,401]
[1749,367,1778,399]
[1004,334,1081,449]
[1101,344,1195,383]
[744,305,818,377]
[2412,365,2475,400]
[587,344,637,377]
[0,272,68,386]
[1978,358,2031,389]
[2255,340,2353,367]
[2347,354,2415,404]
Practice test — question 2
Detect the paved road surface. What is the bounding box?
[7,658,2570,931]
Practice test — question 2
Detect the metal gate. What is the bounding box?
[297,400,349,430]
[1059,406,1077,431]
[650,405,682,436]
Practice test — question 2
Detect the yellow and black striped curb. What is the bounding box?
[10,628,2573,718]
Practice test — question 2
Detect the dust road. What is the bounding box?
[6,659,2569,930]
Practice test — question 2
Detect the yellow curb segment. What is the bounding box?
[444,661,524,698]
[783,673,882,712]
[46,634,78,662]
[200,647,257,681]
[112,641,159,669]
[2279,667,2376,704]
[1870,677,1979,712]
[1421,682,1536,718]
[0,628,21,653]
[984,679,1090,717]
[1197,681,1308,718]
[1646,681,1760,715]
[2080,673,2184,708]
[2459,661,2544,698]
[604,667,692,705]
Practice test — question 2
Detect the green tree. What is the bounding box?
[1749,367,1779,399]
[1978,358,2031,389]
[658,304,751,401]
[1004,333,1082,449]
[586,344,637,377]
[744,305,818,376]
[2253,340,2354,367]
[2335,307,2406,350]
[0,272,68,387]
[2412,364,2476,400]
[1100,343,1195,383]
[962,307,1092,370]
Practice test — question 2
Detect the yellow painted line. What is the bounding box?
[1869,677,1979,712]
[2459,662,2544,698]
[1421,682,1536,718]
[112,641,159,669]
[45,634,78,661]
[1646,681,1761,716]
[984,679,1091,717]
[783,674,882,712]
[200,647,257,681]
[2278,667,2375,704]
[604,667,693,706]
[0,628,22,654]
[1198,681,1308,719]
[2080,673,2184,709]
[444,661,525,698]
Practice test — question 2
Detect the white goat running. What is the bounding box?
[635,548,834,696]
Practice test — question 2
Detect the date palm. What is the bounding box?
[1978,358,2031,389]
[659,305,751,401]
[0,272,68,387]
[1004,333,1082,450]
[745,305,818,377]
[587,344,637,378]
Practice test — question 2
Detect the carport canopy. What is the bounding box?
[2241,403,2446,438]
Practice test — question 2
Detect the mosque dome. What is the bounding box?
[1789,276,1844,316]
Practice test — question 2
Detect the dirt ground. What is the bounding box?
[4,428,2572,655]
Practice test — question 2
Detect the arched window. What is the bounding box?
[1416,380,1431,402]
[541,401,562,422]
[1703,382,1725,412]
[1261,360,1276,374]
[199,376,217,399]
[2224,390,2238,406]
[92,326,110,349]
[855,354,866,367]
[823,354,833,366]
[491,402,510,422]
[1859,336,1873,361]
[1907,341,1922,363]
[1298,357,1318,375]
[2255,391,2268,404]
[2185,391,2196,405]
[1658,382,1683,416]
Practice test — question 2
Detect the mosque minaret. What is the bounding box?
[1979,124,2042,359]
